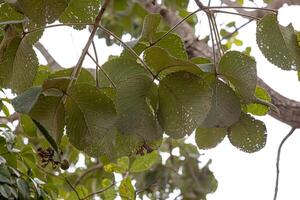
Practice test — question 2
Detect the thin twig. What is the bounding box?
[208,6,277,13]
[65,177,81,200]
[98,25,155,78]
[211,13,224,55]
[81,183,115,200]
[0,19,28,25]
[221,19,253,41]
[87,52,117,89]
[91,41,99,88]
[74,163,103,187]
[212,10,260,20]
[206,13,216,67]
[24,22,155,78]
[66,0,111,94]
[273,127,297,200]
[149,8,202,47]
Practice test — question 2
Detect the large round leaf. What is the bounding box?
[59,0,101,30]
[228,113,267,153]
[99,58,162,140]
[201,79,241,128]
[65,84,117,157]
[158,71,213,138]
[195,127,227,150]
[257,14,300,70]
[144,46,203,78]
[153,32,188,60]
[219,51,257,102]
[17,0,70,25]
[116,77,162,141]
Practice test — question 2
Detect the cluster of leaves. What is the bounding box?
[96,0,198,45]
[0,128,50,199]
[1,0,300,199]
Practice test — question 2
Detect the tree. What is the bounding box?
[0,0,299,199]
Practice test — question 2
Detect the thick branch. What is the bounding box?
[138,0,300,128]
[34,42,62,71]
[221,0,300,18]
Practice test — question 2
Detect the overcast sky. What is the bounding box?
[35,1,300,199]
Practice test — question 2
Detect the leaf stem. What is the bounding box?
[221,19,253,41]
[91,41,99,88]
[212,10,260,20]
[98,25,155,78]
[86,52,117,89]
[211,13,224,56]
[149,8,202,48]
[24,22,156,78]
[81,182,115,200]
[65,177,81,200]
[274,127,297,200]
[207,12,216,68]
[66,0,111,93]
[208,6,277,13]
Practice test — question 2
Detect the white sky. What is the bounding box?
[35,1,300,200]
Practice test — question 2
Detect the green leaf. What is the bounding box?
[219,51,257,102]
[158,71,212,138]
[49,68,95,85]
[119,177,135,200]
[0,3,24,22]
[0,185,9,198]
[12,86,42,113]
[65,84,117,157]
[59,0,101,30]
[190,57,213,72]
[195,127,227,149]
[257,14,300,70]
[17,178,30,200]
[20,115,37,137]
[104,156,129,174]
[236,0,244,6]
[0,26,39,92]
[101,179,116,200]
[17,0,70,25]
[201,79,241,128]
[228,113,267,153]
[30,95,65,144]
[246,86,271,116]
[32,119,59,153]
[99,58,162,141]
[153,32,188,59]
[130,151,160,173]
[144,46,203,78]
[141,14,161,43]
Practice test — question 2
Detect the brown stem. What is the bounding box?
[86,52,117,89]
[74,163,103,187]
[66,0,111,92]
[273,127,297,200]
[81,183,115,200]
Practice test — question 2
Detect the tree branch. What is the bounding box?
[34,42,62,71]
[74,163,103,187]
[220,0,300,18]
[273,127,297,200]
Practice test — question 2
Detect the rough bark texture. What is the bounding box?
[137,0,300,128]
